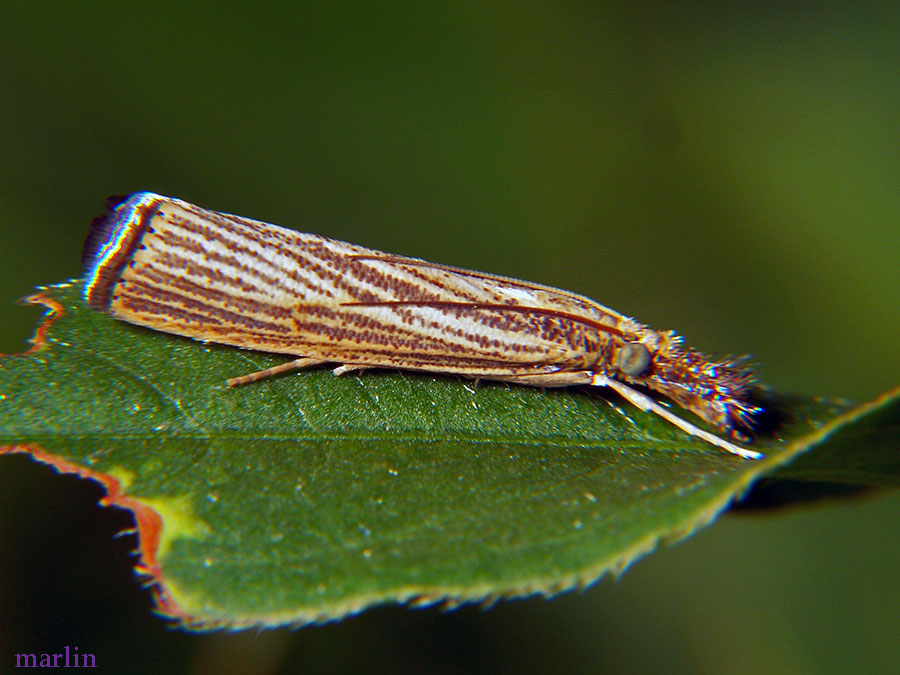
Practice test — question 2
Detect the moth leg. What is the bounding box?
[591,374,763,460]
[227,357,329,388]
[332,364,369,376]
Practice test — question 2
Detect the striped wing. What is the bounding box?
[85,194,629,376]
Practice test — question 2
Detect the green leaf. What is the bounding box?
[734,387,900,509]
[1,281,897,629]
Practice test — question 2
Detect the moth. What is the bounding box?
[83,192,762,459]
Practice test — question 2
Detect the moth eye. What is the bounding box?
[619,343,651,376]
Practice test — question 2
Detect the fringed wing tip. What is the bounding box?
[81,195,130,266]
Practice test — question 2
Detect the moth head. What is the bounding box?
[621,331,760,434]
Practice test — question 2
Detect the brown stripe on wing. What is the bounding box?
[114,280,294,336]
[347,254,603,302]
[160,212,312,294]
[291,306,556,361]
[340,300,625,338]
[164,209,388,304]
[344,255,489,305]
[133,266,295,321]
[341,258,566,339]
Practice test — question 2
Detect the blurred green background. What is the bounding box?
[1,2,898,673]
